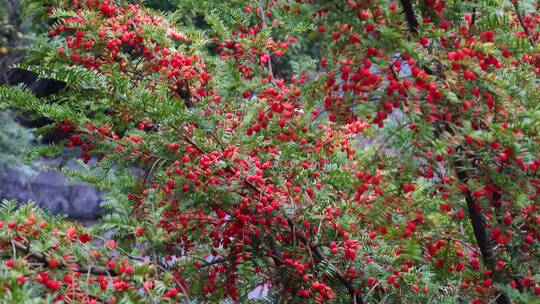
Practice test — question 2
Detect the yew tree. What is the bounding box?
[0,0,539,303]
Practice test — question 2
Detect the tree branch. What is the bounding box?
[453,159,511,304]
[12,240,117,276]
[399,0,420,33]
[513,0,535,47]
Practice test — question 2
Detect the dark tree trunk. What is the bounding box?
[454,160,512,304]
[399,0,420,33]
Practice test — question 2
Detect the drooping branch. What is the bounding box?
[12,240,117,276]
[13,239,192,303]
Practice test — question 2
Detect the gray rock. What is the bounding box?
[0,154,102,220]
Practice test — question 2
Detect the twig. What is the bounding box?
[513,0,535,47]
[442,235,480,256]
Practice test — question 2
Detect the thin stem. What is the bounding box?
[258,0,275,79]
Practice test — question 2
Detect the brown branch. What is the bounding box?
[442,235,481,256]
[195,256,232,268]
[14,237,192,303]
[513,0,535,47]
[399,0,420,33]
[12,240,117,276]
[182,135,363,304]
